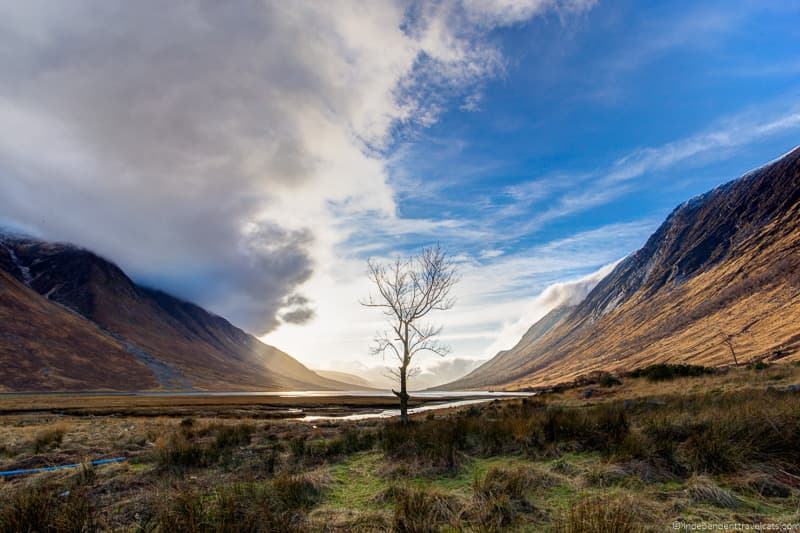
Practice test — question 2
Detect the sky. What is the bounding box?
[1,1,799,386]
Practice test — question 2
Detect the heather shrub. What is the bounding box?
[628,363,713,382]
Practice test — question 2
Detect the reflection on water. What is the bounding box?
[132,390,531,398]
[0,389,534,422]
[299,398,501,421]
[2,390,534,399]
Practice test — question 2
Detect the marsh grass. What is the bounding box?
[0,483,96,533]
[145,470,328,532]
[31,422,67,453]
[686,476,741,509]
[470,467,542,530]
[555,495,645,533]
[153,422,258,471]
[3,364,800,531]
[391,485,463,532]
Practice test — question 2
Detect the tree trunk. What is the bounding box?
[728,345,739,367]
[399,323,411,423]
[724,339,739,367]
[394,363,410,423]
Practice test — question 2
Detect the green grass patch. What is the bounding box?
[324,451,390,510]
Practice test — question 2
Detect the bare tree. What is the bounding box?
[361,244,459,423]
[718,330,739,367]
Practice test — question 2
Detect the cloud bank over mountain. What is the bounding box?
[484,261,619,355]
[0,0,594,333]
[324,356,487,390]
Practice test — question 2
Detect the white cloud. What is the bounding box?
[480,249,504,259]
[483,260,618,355]
[505,102,800,236]
[321,357,487,390]
[266,217,652,369]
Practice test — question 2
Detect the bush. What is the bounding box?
[628,364,713,382]
[392,485,462,533]
[678,428,741,474]
[473,467,541,504]
[320,428,375,459]
[146,472,327,532]
[535,404,630,455]
[212,423,254,451]
[382,419,468,470]
[32,423,67,453]
[599,374,622,387]
[471,493,515,532]
[289,436,307,463]
[154,423,257,470]
[272,471,326,510]
[154,431,208,470]
[471,467,541,530]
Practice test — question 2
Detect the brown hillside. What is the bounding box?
[0,269,157,391]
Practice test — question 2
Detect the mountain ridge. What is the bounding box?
[0,234,353,392]
[443,146,800,390]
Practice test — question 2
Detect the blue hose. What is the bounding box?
[0,457,127,477]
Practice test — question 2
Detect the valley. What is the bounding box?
[2,4,799,530]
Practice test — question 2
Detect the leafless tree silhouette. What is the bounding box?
[361,244,458,423]
[718,330,739,367]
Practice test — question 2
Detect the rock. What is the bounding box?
[581,388,595,399]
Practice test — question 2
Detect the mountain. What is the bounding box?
[446,146,800,390]
[0,235,353,392]
[314,370,376,389]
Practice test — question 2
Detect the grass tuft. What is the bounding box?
[31,422,67,453]
[555,495,644,533]
[686,476,741,509]
[392,485,462,533]
[0,484,95,533]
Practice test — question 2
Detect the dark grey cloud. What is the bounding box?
[284,294,311,307]
[278,292,316,325]
[280,307,316,325]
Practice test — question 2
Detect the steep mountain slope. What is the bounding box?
[455,306,575,389]
[0,235,351,391]
[447,146,800,390]
[0,268,157,391]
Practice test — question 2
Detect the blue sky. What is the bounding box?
[316,0,800,380]
[1,1,799,385]
[386,0,800,258]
